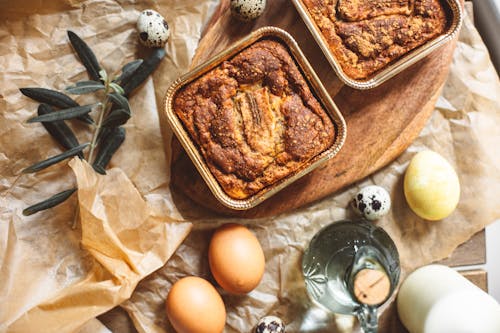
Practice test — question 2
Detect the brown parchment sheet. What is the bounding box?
[0,1,215,332]
[0,1,499,333]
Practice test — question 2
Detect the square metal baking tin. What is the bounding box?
[291,0,463,89]
[164,27,347,210]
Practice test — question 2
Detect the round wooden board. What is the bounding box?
[170,0,457,218]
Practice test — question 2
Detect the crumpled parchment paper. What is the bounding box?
[1,1,499,333]
[0,1,215,332]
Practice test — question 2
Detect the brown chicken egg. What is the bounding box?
[209,223,265,294]
[165,276,226,333]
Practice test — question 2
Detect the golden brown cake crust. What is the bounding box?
[302,0,448,79]
[174,39,336,199]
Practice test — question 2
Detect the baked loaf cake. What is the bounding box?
[174,39,336,199]
[302,0,448,79]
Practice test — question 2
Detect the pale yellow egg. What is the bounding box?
[404,150,460,221]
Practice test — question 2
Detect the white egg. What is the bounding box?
[137,9,170,48]
[352,185,391,220]
[230,0,267,22]
[255,316,285,333]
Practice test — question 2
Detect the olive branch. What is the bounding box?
[20,30,165,217]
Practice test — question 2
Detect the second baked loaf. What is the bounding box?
[302,0,448,79]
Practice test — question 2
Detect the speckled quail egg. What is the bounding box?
[255,316,285,333]
[230,0,267,22]
[137,9,170,48]
[352,185,391,220]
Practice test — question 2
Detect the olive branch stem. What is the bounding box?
[87,79,112,164]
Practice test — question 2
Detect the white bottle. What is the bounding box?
[397,264,500,333]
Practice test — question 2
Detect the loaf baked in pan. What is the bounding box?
[173,39,336,199]
[302,0,448,79]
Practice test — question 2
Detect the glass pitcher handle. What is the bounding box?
[356,305,378,333]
